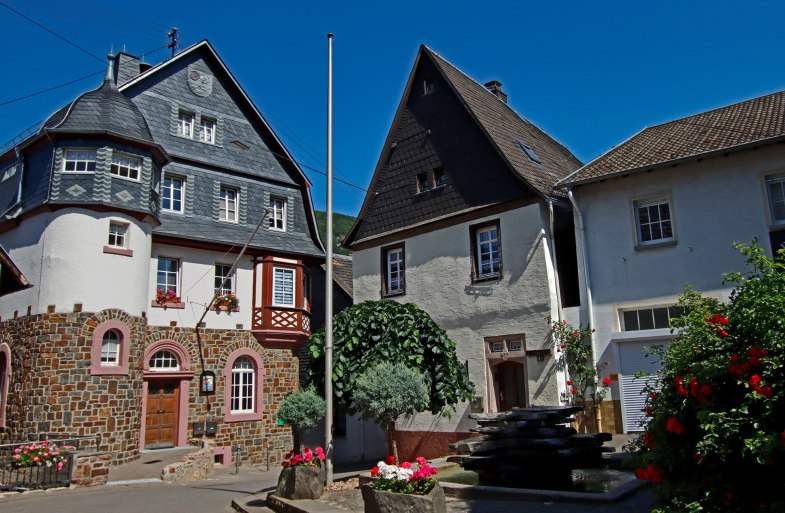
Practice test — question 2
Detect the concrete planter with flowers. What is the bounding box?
[362,456,445,513]
[273,446,326,500]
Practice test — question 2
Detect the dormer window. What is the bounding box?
[200,117,216,143]
[178,111,194,138]
[433,167,447,187]
[423,78,434,95]
[417,172,430,193]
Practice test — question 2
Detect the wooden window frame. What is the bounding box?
[470,220,502,283]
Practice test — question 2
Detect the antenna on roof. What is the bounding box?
[167,27,179,58]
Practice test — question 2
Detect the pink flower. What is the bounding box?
[401,461,412,469]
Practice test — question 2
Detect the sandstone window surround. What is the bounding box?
[90,320,131,376]
[0,343,10,428]
[224,348,264,422]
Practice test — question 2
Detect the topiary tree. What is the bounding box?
[634,242,785,513]
[353,362,428,462]
[307,300,474,417]
[277,387,326,453]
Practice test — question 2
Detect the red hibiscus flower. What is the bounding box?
[666,416,685,435]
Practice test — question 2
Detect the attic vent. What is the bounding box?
[231,140,249,150]
[2,165,16,182]
[423,78,434,95]
[513,137,541,164]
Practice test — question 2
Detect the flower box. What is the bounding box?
[274,466,325,500]
[361,483,446,513]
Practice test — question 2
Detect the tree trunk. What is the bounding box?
[293,428,303,454]
[388,421,399,464]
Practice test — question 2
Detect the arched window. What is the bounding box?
[91,320,131,375]
[224,349,264,422]
[0,343,9,429]
[149,350,180,371]
[231,357,255,413]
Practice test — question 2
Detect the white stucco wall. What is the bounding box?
[0,209,152,318]
[353,202,565,433]
[571,143,785,417]
[147,243,254,330]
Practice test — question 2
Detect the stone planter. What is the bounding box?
[275,466,325,500]
[361,484,447,513]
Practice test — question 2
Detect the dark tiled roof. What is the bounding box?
[42,79,154,143]
[560,90,785,185]
[324,255,353,297]
[425,48,582,197]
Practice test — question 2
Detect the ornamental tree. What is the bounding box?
[353,362,428,463]
[307,300,474,418]
[277,387,326,453]
[635,242,785,513]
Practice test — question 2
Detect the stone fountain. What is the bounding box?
[449,405,613,490]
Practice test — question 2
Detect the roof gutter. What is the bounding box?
[567,187,596,360]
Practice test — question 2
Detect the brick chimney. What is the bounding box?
[484,80,508,103]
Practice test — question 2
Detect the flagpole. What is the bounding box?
[324,32,334,486]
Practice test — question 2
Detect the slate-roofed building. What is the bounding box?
[556,90,785,433]
[0,40,324,467]
[344,45,582,459]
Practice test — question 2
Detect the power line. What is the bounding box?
[0,1,106,64]
[0,71,103,106]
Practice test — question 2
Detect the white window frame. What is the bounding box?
[215,264,235,295]
[230,356,255,413]
[766,174,785,226]
[110,153,141,181]
[200,117,216,143]
[162,175,184,213]
[475,224,501,279]
[634,198,674,246]
[149,350,180,371]
[269,197,286,231]
[272,266,295,307]
[385,247,405,295]
[63,149,97,173]
[108,221,128,248]
[219,187,238,222]
[100,330,120,366]
[178,111,194,138]
[156,257,180,296]
[620,305,684,332]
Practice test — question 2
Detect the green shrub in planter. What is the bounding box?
[277,387,326,452]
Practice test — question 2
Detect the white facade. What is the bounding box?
[0,209,152,318]
[568,143,785,431]
[353,202,566,433]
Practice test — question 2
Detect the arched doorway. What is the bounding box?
[141,341,193,450]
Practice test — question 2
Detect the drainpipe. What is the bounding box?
[548,199,564,323]
[566,188,596,360]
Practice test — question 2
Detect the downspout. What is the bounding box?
[567,188,596,360]
[548,199,564,323]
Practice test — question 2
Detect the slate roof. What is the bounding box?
[425,47,582,198]
[559,89,785,186]
[42,76,154,144]
[326,255,353,297]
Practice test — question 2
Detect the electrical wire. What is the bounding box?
[40,0,172,30]
[0,71,103,107]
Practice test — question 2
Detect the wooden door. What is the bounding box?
[497,361,528,411]
[145,380,179,449]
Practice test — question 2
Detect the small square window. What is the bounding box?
[269,197,286,231]
[110,153,141,181]
[433,167,447,187]
[178,111,194,138]
[220,187,238,222]
[417,172,430,193]
[423,78,434,95]
[491,341,504,353]
[635,199,674,245]
[201,117,216,143]
[63,149,97,173]
[108,222,128,248]
[509,340,522,352]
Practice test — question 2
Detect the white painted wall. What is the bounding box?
[148,243,254,330]
[353,202,564,433]
[0,208,151,318]
[570,143,785,425]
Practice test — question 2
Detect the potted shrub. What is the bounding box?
[275,446,326,500]
[277,387,326,453]
[362,456,445,513]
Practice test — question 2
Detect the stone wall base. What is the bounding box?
[72,452,112,487]
[161,447,214,482]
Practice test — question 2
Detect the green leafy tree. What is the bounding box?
[277,387,326,452]
[354,362,428,462]
[634,242,785,513]
[307,300,474,418]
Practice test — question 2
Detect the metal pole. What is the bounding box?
[324,32,335,486]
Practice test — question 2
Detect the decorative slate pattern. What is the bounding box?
[560,89,785,185]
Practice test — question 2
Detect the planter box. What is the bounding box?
[361,484,447,513]
[275,466,325,500]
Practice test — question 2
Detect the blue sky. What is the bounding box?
[2,0,785,216]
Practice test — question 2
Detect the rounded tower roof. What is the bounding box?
[42,55,154,144]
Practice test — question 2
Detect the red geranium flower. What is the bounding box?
[566,380,573,386]
[571,386,577,395]
[666,416,685,435]
[602,377,612,386]
[371,466,379,477]
[385,455,395,465]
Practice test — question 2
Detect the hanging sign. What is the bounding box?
[200,371,216,396]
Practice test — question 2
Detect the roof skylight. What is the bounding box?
[513,137,541,164]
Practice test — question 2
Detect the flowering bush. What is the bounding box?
[634,243,785,513]
[370,456,439,495]
[12,441,68,470]
[549,318,610,428]
[213,293,239,310]
[281,446,326,468]
[155,288,180,305]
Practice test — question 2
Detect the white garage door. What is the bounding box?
[619,340,667,433]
